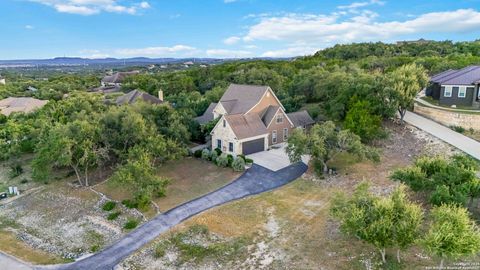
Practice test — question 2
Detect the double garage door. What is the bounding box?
[242,138,265,155]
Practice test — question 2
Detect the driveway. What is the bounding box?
[0,252,32,270]
[39,162,307,270]
[247,143,310,171]
[404,111,480,160]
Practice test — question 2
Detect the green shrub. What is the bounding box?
[154,243,167,258]
[450,125,465,133]
[227,154,234,167]
[102,201,117,211]
[193,149,203,158]
[210,150,218,163]
[237,154,246,162]
[8,163,23,179]
[201,149,210,160]
[344,100,384,142]
[122,199,138,209]
[451,154,479,171]
[245,158,253,164]
[214,148,222,156]
[429,185,468,206]
[134,193,152,210]
[107,211,121,220]
[232,157,246,172]
[216,153,229,167]
[123,219,139,230]
[415,156,448,178]
[391,166,429,191]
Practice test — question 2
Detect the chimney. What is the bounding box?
[158,90,164,101]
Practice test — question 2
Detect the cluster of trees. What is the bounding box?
[331,183,480,267]
[1,92,189,207]
[391,155,480,207]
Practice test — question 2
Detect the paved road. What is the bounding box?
[39,162,307,270]
[404,111,480,160]
[0,252,32,270]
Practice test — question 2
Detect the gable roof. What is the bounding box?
[287,110,315,127]
[102,71,139,84]
[194,102,217,124]
[0,97,48,116]
[430,66,480,85]
[225,114,268,140]
[260,105,280,126]
[116,90,163,105]
[219,84,270,115]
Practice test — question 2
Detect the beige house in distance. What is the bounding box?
[201,84,314,156]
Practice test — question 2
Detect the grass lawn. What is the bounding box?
[95,157,240,213]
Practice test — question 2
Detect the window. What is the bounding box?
[283,128,288,140]
[458,86,467,98]
[276,114,283,124]
[272,130,277,144]
[229,142,234,152]
[217,139,222,149]
[444,86,452,97]
[223,119,226,127]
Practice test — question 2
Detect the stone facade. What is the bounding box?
[414,104,480,130]
[211,117,241,155]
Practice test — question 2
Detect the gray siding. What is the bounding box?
[439,85,475,106]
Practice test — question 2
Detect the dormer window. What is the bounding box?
[276,114,283,124]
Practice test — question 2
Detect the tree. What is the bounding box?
[422,204,480,269]
[388,63,428,123]
[344,100,383,142]
[286,121,379,174]
[331,183,423,264]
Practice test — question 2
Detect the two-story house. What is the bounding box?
[200,84,314,156]
[427,65,480,107]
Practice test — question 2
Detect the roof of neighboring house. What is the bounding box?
[91,85,122,94]
[194,102,217,125]
[102,71,139,84]
[0,97,48,116]
[260,105,280,126]
[219,84,271,115]
[287,110,315,127]
[430,66,480,85]
[225,114,268,140]
[115,90,163,105]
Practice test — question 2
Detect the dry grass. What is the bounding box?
[0,231,67,265]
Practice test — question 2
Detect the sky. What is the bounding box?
[1,0,480,60]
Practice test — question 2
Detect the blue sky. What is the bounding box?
[1,0,480,59]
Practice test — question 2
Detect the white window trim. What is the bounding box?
[272,130,277,144]
[458,86,467,98]
[444,86,452,97]
[229,142,234,153]
[283,128,288,140]
[276,114,283,124]
[217,139,222,149]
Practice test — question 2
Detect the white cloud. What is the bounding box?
[25,25,35,30]
[243,9,480,46]
[223,36,241,45]
[261,47,318,58]
[114,45,198,57]
[206,49,253,58]
[337,0,384,11]
[31,0,150,15]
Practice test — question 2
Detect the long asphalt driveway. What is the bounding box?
[404,111,480,160]
[41,162,307,270]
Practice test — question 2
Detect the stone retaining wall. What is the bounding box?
[414,103,480,130]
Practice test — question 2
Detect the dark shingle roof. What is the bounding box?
[116,90,163,105]
[225,114,268,140]
[430,66,480,85]
[102,71,139,84]
[287,110,315,127]
[219,84,270,115]
[260,105,280,126]
[194,102,217,124]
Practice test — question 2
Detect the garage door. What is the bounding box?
[242,138,265,155]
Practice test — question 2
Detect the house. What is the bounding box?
[0,76,5,85]
[115,90,164,105]
[0,97,48,116]
[90,85,122,94]
[194,102,217,125]
[101,71,140,87]
[204,84,314,155]
[286,110,315,130]
[426,65,480,107]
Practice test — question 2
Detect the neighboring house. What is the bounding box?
[426,65,480,107]
[101,71,140,87]
[115,89,164,105]
[204,84,314,156]
[0,76,5,85]
[194,102,217,125]
[0,97,48,116]
[91,85,122,94]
